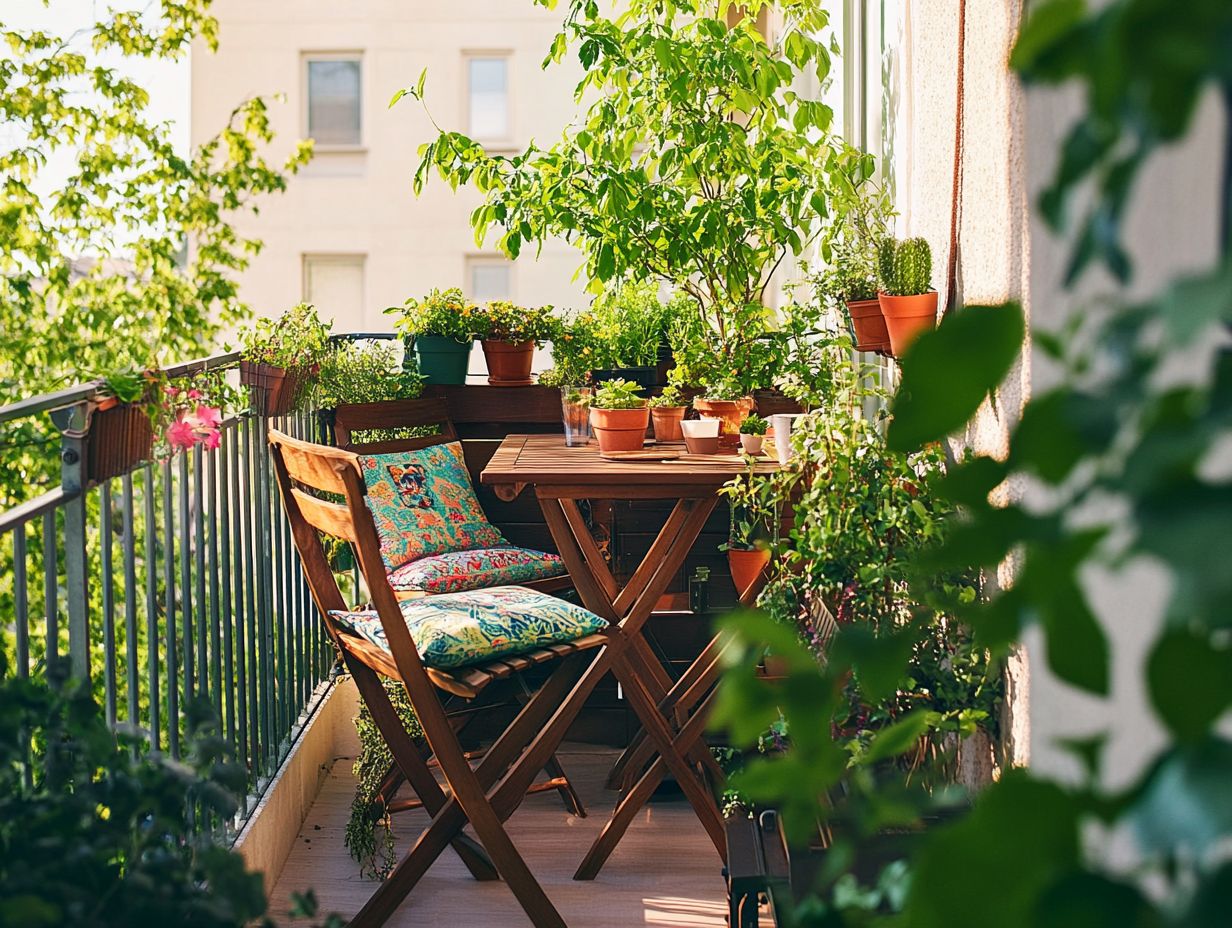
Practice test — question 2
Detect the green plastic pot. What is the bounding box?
[413,334,472,384]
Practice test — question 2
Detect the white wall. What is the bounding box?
[191,0,589,337]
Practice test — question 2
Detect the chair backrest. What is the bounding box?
[268,428,429,674]
[332,397,458,454]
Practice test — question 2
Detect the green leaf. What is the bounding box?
[863,710,932,764]
[889,303,1025,451]
[1147,630,1232,741]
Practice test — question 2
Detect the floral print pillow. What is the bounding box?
[359,442,506,571]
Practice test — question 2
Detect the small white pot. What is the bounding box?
[739,433,765,455]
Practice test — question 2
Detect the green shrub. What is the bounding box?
[316,340,423,408]
[385,288,479,343]
[591,378,645,410]
[239,303,332,369]
[739,413,768,436]
[478,300,558,343]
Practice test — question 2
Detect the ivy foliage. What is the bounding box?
[714,1,1232,924]
[399,0,840,390]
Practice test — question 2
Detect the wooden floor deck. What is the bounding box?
[267,745,732,928]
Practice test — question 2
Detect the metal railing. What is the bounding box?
[0,351,335,826]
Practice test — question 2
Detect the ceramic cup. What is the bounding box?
[769,414,801,465]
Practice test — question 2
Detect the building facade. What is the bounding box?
[191,0,589,338]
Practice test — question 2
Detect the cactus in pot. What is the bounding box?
[876,237,938,356]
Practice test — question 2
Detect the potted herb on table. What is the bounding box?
[386,288,477,385]
[876,237,938,357]
[649,385,687,441]
[738,413,768,456]
[588,378,649,453]
[238,302,332,416]
[478,301,556,386]
[694,378,755,450]
[718,464,777,601]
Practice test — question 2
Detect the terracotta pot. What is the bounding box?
[651,406,687,441]
[847,298,891,354]
[728,548,770,601]
[693,396,754,450]
[739,433,765,455]
[481,339,535,385]
[878,291,938,358]
[86,401,154,485]
[760,654,791,679]
[589,405,650,453]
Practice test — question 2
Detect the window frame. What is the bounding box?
[465,254,515,303]
[462,50,513,147]
[302,51,365,152]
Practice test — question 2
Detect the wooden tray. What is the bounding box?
[599,449,683,462]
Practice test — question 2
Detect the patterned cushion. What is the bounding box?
[330,586,606,669]
[388,546,566,594]
[359,442,505,571]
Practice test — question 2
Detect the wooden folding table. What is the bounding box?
[481,434,777,879]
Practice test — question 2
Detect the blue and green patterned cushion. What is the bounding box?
[330,585,606,669]
[387,546,566,594]
[359,442,506,571]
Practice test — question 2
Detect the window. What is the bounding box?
[467,257,512,301]
[303,255,365,331]
[467,55,509,140]
[305,55,362,146]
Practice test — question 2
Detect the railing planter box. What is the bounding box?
[85,395,154,485]
[239,360,315,416]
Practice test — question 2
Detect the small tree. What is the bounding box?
[401,0,840,391]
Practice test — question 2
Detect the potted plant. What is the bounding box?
[876,237,938,357]
[582,282,678,388]
[386,288,477,385]
[86,370,156,484]
[238,302,332,415]
[649,385,687,441]
[816,146,895,355]
[588,378,650,453]
[718,465,777,600]
[738,413,768,455]
[478,301,556,385]
[693,378,754,450]
[560,386,593,447]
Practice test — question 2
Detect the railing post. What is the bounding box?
[51,402,91,680]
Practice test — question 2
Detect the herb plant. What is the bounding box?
[738,413,768,436]
[239,303,332,370]
[386,288,478,343]
[649,385,684,408]
[316,340,424,408]
[590,378,646,410]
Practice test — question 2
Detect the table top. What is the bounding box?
[480,434,778,497]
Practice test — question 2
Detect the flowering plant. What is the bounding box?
[239,302,332,370]
[161,370,238,452]
[477,301,557,344]
[385,288,479,343]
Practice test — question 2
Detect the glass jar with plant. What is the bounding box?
[477,301,558,386]
[385,288,478,385]
[693,377,754,449]
[560,385,593,447]
[648,385,687,441]
[588,377,649,453]
[815,146,895,354]
[876,236,937,357]
[738,413,768,456]
[238,302,332,415]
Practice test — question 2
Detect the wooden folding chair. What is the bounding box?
[326,397,585,818]
[269,429,607,928]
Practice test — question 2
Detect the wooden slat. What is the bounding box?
[289,488,358,542]
[271,429,355,494]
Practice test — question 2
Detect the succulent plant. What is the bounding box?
[877,237,934,297]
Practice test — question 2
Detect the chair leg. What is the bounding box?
[516,674,586,817]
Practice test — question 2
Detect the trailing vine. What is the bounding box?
[344,678,423,881]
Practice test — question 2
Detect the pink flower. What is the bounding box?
[194,404,222,429]
[187,388,203,400]
[202,428,222,451]
[166,417,197,449]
